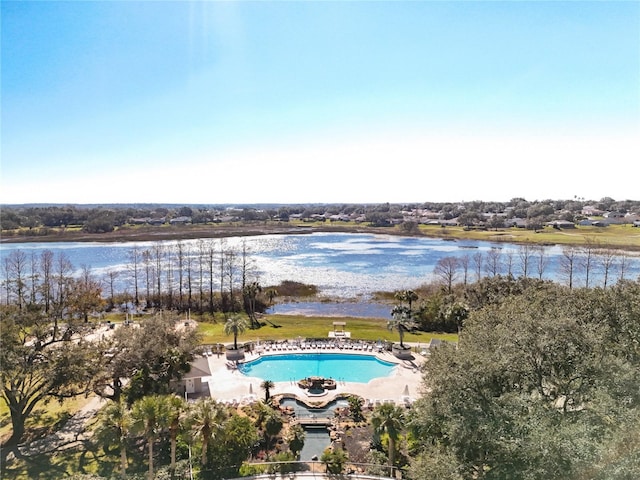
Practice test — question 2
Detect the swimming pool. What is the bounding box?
[238,353,397,383]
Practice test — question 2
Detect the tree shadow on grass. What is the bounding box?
[2,436,148,480]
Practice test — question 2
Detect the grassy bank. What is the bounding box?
[198,314,457,346]
[421,223,640,250]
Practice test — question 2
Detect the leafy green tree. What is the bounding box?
[94,398,131,477]
[407,445,464,480]
[224,315,249,350]
[161,394,188,473]
[287,424,306,458]
[0,306,99,447]
[410,284,640,479]
[348,395,365,422]
[372,402,405,467]
[321,447,349,474]
[92,312,199,404]
[188,398,226,466]
[263,409,283,449]
[132,394,168,479]
[210,414,260,477]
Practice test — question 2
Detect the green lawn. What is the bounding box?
[198,314,457,346]
[0,395,93,447]
[417,223,640,250]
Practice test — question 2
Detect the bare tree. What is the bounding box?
[28,251,39,306]
[618,251,630,282]
[205,239,218,314]
[152,243,164,307]
[434,256,459,294]
[175,240,186,309]
[596,245,618,288]
[196,239,206,313]
[1,256,10,305]
[533,245,549,280]
[165,244,175,309]
[127,245,141,306]
[503,249,515,277]
[580,238,598,288]
[484,247,502,277]
[472,252,483,282]
[518,244,534,278]
[219,239,227,312]
[52,252,74,337]
[142,249,154,308]
[224,248,238,312]
[185,244,194,312]
[559,246,579,289]
[105,269,120,309]
[40,250,54,313]
[6,250,28,309]
[459,254,470,285]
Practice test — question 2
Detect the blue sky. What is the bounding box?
[2,1,639,205]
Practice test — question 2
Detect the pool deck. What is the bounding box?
[198,345,427,406]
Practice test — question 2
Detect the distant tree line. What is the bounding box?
[2,197,638,234]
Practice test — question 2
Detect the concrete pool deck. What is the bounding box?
[197,345,428,406]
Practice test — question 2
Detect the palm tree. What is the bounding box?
[131,394,168,479]
[224,315,249,350]
[287,424,306,458]
[260,379,275,402]
[161,394,188,472]
[371,402,405,468]
[188,398,226,466]
[394,289,418,311]
[404,290,418,311]
[388,307,417,348]
[265,288,278,306]
[95,399,131,477]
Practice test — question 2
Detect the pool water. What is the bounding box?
[238,353,396,383]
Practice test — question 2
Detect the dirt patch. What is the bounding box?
[340,424,373,464]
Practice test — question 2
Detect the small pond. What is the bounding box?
[266,301,393,319]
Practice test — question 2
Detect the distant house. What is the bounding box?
[505,218,527,228]
[547,220,576,229]
[173,356,211,395]
[170,216,192,225]
[582,205,604,216]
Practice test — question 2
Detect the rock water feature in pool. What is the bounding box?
[280,397,349,461]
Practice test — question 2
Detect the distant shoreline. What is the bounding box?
[2,222,639,252]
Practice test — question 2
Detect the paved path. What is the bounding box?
[17,395,105,456]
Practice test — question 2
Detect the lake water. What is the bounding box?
[1,232,638,298]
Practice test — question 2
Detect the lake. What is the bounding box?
[1,232,638,299]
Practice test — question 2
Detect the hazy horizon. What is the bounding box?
[2,1,639,205]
